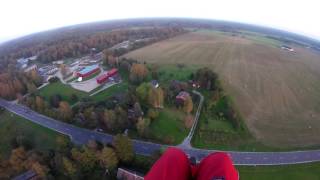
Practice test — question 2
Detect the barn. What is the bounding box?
[76,64,100,78]
[96,68,118,84]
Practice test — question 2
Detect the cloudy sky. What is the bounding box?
[0,0,319,43]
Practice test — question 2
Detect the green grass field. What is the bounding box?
[0,110,68,158]
[149,108,188,145]
[237,163,320,180]
[90,82,129,102]
[156,64,199,84]
[38,81,87,104]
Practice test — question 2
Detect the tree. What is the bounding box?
[9,147,27,172]
[113,134,134,163]
[71,147,98,172]
[56,136,71,153]
[148,87,164,108]
[87,140,98,151]
[60,64,68,77]
[49,94,62,108]
[62,157,77,178]
[35,96,45,112]
[58,101,73,122]
[99,147,118,171]
[183,96,193,114]
[136,82,151,104]
[147,108,159,121]
[194,68,218,90]
[133,102,143,118]
[31,162,49,178]
[30,69,42,85]
[136,118,150,137]
[27,83,37,95]
[103,109,116,130]
[114,106,128,131]
[129,63,148,84]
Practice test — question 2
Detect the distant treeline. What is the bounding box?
[1,18,320,70]
[0,26,185,70]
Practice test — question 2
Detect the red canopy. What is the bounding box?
[145,148,239,180]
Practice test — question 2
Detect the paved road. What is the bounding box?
[2,99,320,165]
[179,90,204,148]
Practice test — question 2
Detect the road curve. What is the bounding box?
[1,99,320,166]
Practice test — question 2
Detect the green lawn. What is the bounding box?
[156,64,199,85]
[0,110,68,158]
[237,163,320,180]
[38,81,87,104]
[90,82,128,102]
[149,108,189,145]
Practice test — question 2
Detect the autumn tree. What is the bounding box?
[183,96,193,114]
[98,147,118,171]
[129,63,148,84]
[62,157,78,178]
[31,162,49,178]
[58,101,73,122]
[148,87,164,108]
[9,147,27,173]
[35,96,45,113]
[29,69,42,85]
[136,118,151,137]
[60,64,68,77]
[147,108,159,121]
[103,109,116,131]
[71,147,98,172]
[27,83,37,95]
[113,134,134,163]
[56,136,72,153]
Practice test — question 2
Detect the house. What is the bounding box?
[151,80,159,88]
[281,45,294,52]
[52,60,64,65]
[176,91,190,101]
[176,91,190,107]
[117,168,144,180]
[24,64,38,73]
[76,64,100,78]
[96,68,118,84]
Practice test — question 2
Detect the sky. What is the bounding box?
[0,0,319,43]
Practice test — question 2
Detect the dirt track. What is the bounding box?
[124,31,320,147]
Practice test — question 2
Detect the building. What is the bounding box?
[176,91,190,101]
[24,64,38,73]
[176,91,190,107]
[76,64,100,78]
[281,45,294,52]
[96,68,118,84]
[117,168,144,180]
[151,80,159,88]
[52,60,64,65]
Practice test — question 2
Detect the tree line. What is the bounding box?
[0,133,160,179]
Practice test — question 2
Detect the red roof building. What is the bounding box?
[76,64,100,78]
[96,68,118,84]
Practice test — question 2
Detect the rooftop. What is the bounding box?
[78,64,99,74]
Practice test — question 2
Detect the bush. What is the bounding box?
[48,76,59,83]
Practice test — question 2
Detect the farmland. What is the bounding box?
[125,30,320,148]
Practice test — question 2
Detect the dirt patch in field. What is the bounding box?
[124,31,320,147]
